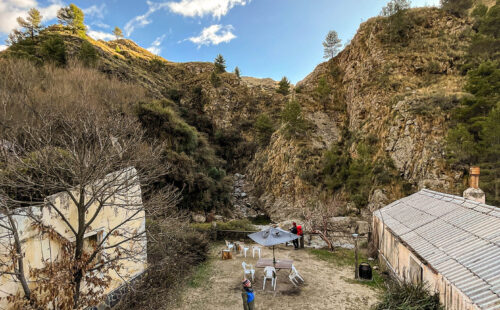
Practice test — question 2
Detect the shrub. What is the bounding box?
[117,220,209,309]
[135,100,199,154]
[38,35,66,66]
[78,40,97,67]
[166,88,183,103]
[149,57,165,72]
[441,0,473,17]
[374,280,443,310]
[316,77,331,110]
[281,100,307,138]
[210,71,222,88]
[277,76,291,95]
[254,113,275,146]
[207,167,226,181]
[472,4,488,18]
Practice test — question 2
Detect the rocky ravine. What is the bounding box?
[245,8,471,221]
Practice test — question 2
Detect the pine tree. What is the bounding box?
[214,54,226,73]
[113,27,124,40]
[79,40,98,66]
[316,77,331,110]
[281,100,307,137]
[277,77,291,95]
[16,8,43,40]
[210,71,222,87]
[380,0,411,16]
[440,0,473,17]
[323,30,342,60]
[234,66,241,78]
[57,4,86,37]
[255,114,274,146]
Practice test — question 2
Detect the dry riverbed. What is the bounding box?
[169,243,381,310]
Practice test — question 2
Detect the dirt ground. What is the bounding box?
[170,243,380,310]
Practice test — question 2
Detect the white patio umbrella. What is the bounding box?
[248,227,299,264]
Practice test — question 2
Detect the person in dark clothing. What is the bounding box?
[242,279,255,310]
[290,222,299,249]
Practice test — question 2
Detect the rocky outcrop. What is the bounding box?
[245,8,471,221]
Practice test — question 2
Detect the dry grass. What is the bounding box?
[169,243,379,310]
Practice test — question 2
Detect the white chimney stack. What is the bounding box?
[463,166,485,204]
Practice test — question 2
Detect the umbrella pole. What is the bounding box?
[273,245,276,265]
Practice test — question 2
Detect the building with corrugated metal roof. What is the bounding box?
[373,181,500,310]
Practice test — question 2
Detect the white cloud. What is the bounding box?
[168,0,249,19]
[188,24,235,47]
[83,3,106,19]
[0,0,63,34]
[88,29,115,41]
[147,34,166,55]
[92,21,110,29]
[0,44,8,51]
[124,1,170,36]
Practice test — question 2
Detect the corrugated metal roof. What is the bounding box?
[374,189,500,310]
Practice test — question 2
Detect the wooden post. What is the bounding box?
[353,234,359,279]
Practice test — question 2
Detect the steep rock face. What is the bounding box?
[247,8,472,220]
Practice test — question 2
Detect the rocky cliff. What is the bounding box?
[246,8,473,220]
[1,6,478,221]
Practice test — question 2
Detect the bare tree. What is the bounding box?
[0,59,179,309]
[303,194,347,251]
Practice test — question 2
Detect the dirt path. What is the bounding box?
[170,244,379,310]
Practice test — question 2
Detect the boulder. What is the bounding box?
[191,213,206,223]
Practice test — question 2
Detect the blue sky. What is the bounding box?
[0,0,440,83]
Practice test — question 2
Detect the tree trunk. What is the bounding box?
[72,189,86,308]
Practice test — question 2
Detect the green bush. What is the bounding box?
[207,167,226,181]
[166,88,183,103]
[149,57,165,72]
[254,113,275,146]
[446,1,500,205]
[441,0,473,17]
[374,280,443,310]
[136,100,198,154]
[281,100,308,138]
[38,35,66,66]
[316,77,331,110]
[210,71,222,88]
[277,76,291,95]
[78,40,97,66]
[472,4,488,18]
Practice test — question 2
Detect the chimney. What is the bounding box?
[463,166,485,204]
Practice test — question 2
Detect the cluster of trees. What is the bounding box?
[446,1,500,205]
[3,4,97,67]
[0,59,184,309]
[210,54,242,87]
[379,0,413,43]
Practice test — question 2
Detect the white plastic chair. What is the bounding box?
[252,246,261,258]
[225,240,234,251]
[243,246,250,257]
[263,266,276,291]
[242,262,255,281]
[289,265,304,286]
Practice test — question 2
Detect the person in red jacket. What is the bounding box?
[297,224,304,249]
